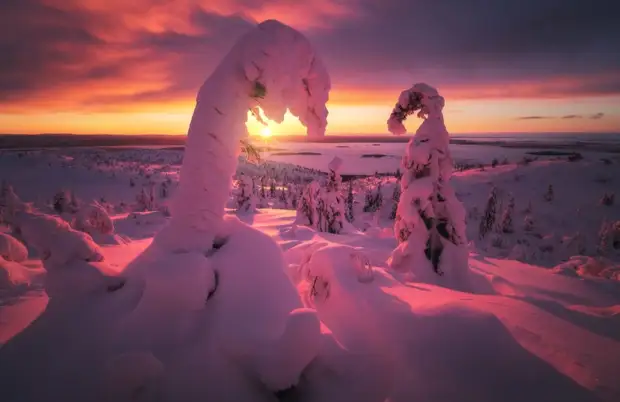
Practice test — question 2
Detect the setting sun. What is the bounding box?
[260,126,272,138]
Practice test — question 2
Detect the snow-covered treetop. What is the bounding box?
[328,156,343,173]
[387,83,445,136]
[208,19,331,138]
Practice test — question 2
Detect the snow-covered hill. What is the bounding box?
[1,146,619,402]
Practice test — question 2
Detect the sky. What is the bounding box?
[1,0,619,136]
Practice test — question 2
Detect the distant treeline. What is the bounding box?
[0,134,187,150]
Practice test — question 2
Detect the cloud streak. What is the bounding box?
[0,0,619,115]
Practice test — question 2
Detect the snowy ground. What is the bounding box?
[1,145,620,402]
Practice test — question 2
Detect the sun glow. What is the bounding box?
[260,126,272,138]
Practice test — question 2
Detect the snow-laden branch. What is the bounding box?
[155,20,330,252]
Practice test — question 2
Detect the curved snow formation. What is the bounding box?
[117,20,330,395]
[156,19,330,252]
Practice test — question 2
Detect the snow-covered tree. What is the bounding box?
[135,187,154,212]
[73,202,115,236]
[479,187,498,239]
[524,215,535,232]
[389,180,401,220]
[160,181,169,198]
[297,181,320,227]
[315,157,345,234]
[235,173,256,212]
[345,180,354,223]
[147,20,331,393]
[386,83,469,289]
[53,190,72,214]
[363,183,383,213]
[601,192,615,206]
[543,184,554,202]
[270,180,276,198]
[598,220,620,255]
[500,194,515,233]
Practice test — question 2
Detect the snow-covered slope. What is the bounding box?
[0,206,619,401]
[0,144,619,402]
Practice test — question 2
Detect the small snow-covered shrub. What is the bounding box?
[543,185,554,202]
[598,220,620,254]
[345,180,354,223]
[135,187,155,212]
[0,233,28,262]
[479,187,498,239]
[523,215,535,232]
[73,202,114,235]
[500,194,515,233]
[600,193,615,206]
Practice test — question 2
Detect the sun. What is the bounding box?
[259,126,272,138]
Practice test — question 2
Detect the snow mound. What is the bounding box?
[12,211,104,268]
[104,352,164,402]
[300,243,375,297]
[44,260,125,300]
[0,258,31,290]
[208,215,322,391]
[0,232,28,262]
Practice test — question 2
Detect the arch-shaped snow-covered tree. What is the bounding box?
[119,20,332,396]
[154,19,330,252]
[387,83,470,290]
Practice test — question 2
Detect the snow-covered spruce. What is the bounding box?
[120,20,331,396]
[297,181,320,227]
[235,173,257,213]
[479,187,499,239]
[72,201,115,236]
[500,194,515,234]
[345,180,354,223]
[387,83,470,290]
[315,156,345,234]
